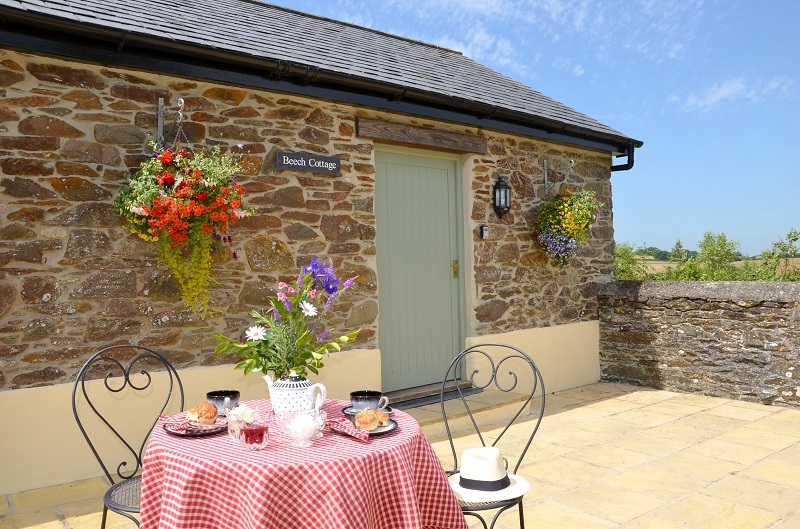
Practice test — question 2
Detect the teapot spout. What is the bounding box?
[263,373,274,389]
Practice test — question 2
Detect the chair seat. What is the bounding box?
[105,475,142,514]
[458,497,523,508]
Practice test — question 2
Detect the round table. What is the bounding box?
[140,399,467,529]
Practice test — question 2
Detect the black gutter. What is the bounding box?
[610,144,635,172]
[0,10,642,162]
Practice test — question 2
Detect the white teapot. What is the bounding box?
[264,370,326,417]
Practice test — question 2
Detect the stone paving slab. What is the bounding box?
[3,381,800,529]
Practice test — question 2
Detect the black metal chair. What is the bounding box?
[439,343,545,529]
[72,345,184,528]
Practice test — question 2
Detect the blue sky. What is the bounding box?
[269,0,799,255]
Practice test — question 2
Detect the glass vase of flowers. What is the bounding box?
[214,256,360,402]
[113,143,253,314]
[534,188,604,267]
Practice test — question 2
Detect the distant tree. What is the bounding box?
[652,257,701,280]
[695,231,740,280]
[669,240,688,262]
[746,228,800,281]
[614,242,648,280]
[622,229,800,282]
[772,228,800,280]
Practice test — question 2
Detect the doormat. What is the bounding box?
[392,387,483,410]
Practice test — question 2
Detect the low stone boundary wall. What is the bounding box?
[598,281,800,407]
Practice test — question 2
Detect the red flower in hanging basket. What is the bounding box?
[113,144,255,314]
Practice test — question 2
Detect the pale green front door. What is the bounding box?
[375,148,464,392]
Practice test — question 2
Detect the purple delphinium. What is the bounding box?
[302,256,344,294]
[323,275,340,294]
[324,292,336,310]
[538,227,578,267]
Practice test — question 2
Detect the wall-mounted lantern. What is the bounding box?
[493,176,511,218]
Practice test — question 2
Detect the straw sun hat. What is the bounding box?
[447,446,530,504]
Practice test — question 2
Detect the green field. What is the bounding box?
[640,257,800,275]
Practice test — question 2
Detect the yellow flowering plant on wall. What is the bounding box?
[534,187,604,267]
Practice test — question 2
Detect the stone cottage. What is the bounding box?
[0,0,641,493]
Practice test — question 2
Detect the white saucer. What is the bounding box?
[342,406,393,416]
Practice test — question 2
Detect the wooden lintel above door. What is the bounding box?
[357,117,488,154]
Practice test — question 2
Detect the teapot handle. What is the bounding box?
[308,383,326,411]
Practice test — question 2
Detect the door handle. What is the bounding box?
[452,259,460,278]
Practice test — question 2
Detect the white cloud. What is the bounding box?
[678,76,796,112]
[553,57,585,77]
[685,78,747,111]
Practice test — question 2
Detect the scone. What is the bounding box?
[354,409,389,431]
[186,401,218,424]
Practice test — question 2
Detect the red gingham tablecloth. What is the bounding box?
[140,399,467,529]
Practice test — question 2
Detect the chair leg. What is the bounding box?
[101,504,108,529]
[464,511,489,529]
[519,501,525,529]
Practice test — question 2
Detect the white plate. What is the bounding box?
[368,419,397,436]
[341,406,393,416]
[186,417,227,430]
[164,421,227,437]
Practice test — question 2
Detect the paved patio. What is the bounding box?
[3,381,800,529]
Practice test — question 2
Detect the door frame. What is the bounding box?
[374,144,468,390]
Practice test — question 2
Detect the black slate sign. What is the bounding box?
[276,150,341,175]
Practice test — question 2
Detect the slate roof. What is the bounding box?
[0,0,641,150]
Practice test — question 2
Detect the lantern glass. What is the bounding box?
[493,177,511,217]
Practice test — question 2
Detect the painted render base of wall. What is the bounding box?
[0,348,380,496]
[466,321,601,396]
[1,321,601,495]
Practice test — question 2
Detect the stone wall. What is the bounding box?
[0,48,613,391]
[599,280,800,407]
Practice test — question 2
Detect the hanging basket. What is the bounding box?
[534,188,603,267]
[114,144,253,314]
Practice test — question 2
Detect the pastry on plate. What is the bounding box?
[354,408,389,431]
[186,401,218,424]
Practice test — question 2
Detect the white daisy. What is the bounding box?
[300,301,318,317]
[245,325,267,341]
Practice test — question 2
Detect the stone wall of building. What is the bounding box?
[0,48,613,391]
[599,280,800,407]
[468,143,613,335]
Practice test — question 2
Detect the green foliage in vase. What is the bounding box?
[213,257,361,379]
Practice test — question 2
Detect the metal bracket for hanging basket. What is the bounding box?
[156,97,185,150]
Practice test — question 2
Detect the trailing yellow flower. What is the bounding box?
[113,143,254,315]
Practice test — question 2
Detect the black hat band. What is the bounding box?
[459,475,511,491]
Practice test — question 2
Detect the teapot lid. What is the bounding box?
[272,370,312,390]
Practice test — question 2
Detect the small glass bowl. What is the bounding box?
[284,408,326,447]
